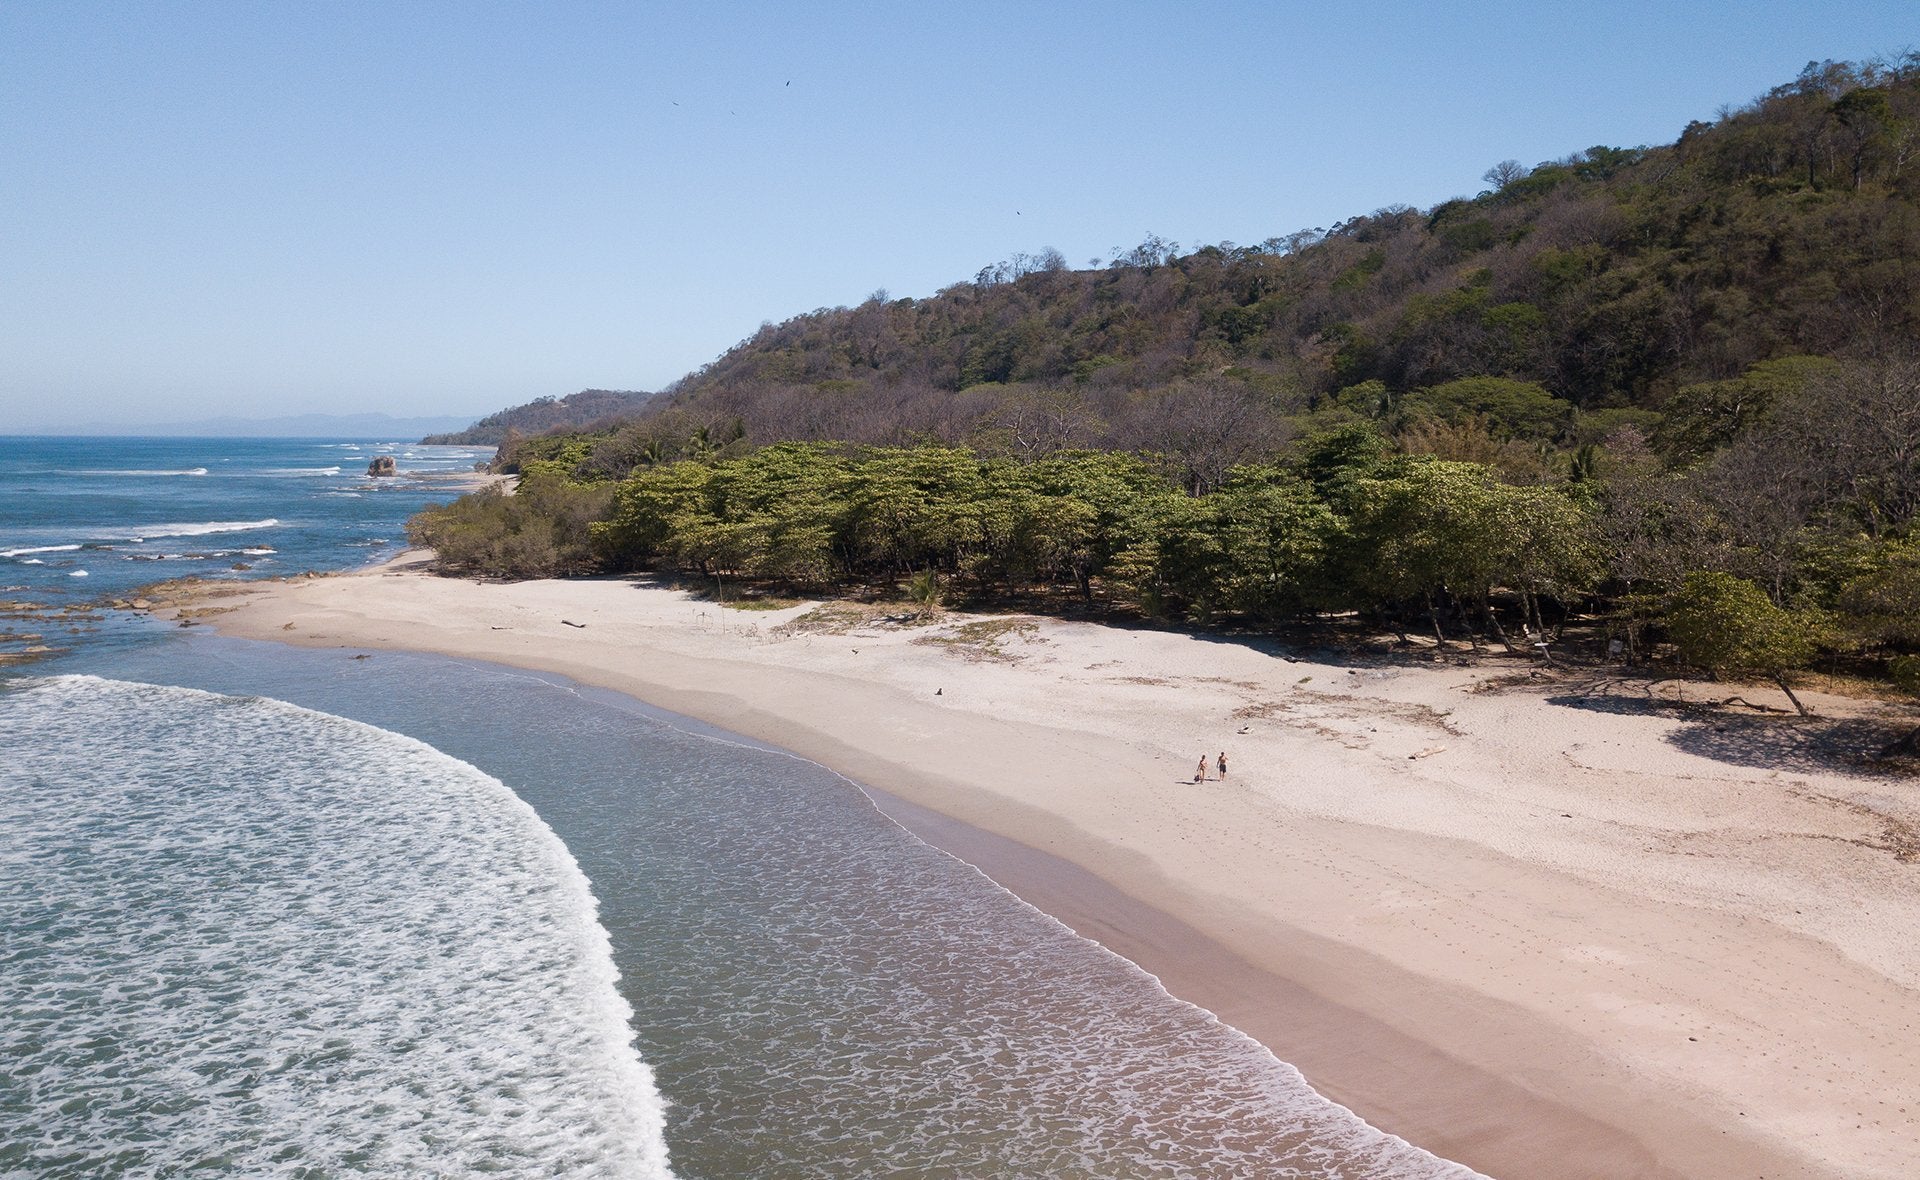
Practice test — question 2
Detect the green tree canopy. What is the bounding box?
[1664,571,1822,713]
[1406,377,1574,442]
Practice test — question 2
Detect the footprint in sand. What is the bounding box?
[1562,944,1637,965]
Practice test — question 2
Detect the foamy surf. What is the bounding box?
[0,543,83,558]
[108,518,280,541]
[77,467,209,476]
[0,675,674,1179]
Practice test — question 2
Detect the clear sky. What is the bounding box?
[2,2,1913,428]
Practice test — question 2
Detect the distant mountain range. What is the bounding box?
[19,392,662,444]
[25,412,483,439]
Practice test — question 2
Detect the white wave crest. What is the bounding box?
[0,676,674,1178]
[108,519,280,542]
[0,544,82,558]
[78,467,209,476]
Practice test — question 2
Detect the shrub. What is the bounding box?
[407,476,613,579]
[1664,571,1822,713]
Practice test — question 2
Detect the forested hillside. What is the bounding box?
[421,388,654,445]
[568,57,1917,476]
[417,58,1920,743]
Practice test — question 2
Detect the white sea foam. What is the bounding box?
[105,518,280,542]
[0,544,82,558]
[261,466,342,476]
[0,676,673,1179]
[65,569,87,577]
[78,467,209,476]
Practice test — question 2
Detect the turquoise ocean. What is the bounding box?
[1,437,1480,1178]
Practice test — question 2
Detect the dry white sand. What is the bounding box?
[182,555,1920,1179]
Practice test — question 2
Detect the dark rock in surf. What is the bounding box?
[367,456,398,477]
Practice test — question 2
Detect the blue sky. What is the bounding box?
[2,2,1914,428]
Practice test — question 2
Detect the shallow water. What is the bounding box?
[0,436,490,655]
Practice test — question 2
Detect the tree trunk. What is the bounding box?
[1772,673,1812,717]
[1483,595,1520,654]
[1425,593,1447,650]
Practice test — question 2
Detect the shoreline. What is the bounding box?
[180,554,1919,1179]
[856,787,1683,1176]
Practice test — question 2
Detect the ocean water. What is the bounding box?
[1,437,1480,1177]
[0,436,491,653]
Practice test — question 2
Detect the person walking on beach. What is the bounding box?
[1217,751,1228,779]
[1194,755,1208,784]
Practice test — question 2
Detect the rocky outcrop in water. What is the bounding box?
[367,456,398,477]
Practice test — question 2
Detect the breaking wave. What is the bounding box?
[0,675,673,1178]
[78,467,209,477]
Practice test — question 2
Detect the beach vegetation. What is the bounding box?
[414,404,1920,705]
[912,617,1044,662]
[716,594,806,611]
[1663,571,1824,714]
[906,569,944,616]
[566,442,1602,640]
[407,472,612,579]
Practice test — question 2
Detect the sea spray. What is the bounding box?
[0,675,672,1178]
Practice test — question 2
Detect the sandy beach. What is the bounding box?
[177,554,1920,1180]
